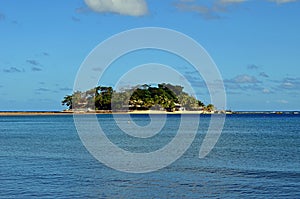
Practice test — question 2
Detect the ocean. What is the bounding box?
[0,114,299,198]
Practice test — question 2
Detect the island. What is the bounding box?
[61,83,218,114]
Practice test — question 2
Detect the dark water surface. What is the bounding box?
[0,114,299,198]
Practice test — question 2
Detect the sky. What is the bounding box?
[0,0,299,111]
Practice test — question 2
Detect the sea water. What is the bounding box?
[0,114,299,198]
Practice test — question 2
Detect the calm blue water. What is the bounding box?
[0,114,299,198]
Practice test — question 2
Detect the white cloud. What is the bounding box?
[282,82,294,88]
[84,0,148,16]
[279,78,300,90]
[224,74,263,92]
[277,99,288,104]
[268,0,297,4]
[231,75,260,84]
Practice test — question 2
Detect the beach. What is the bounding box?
[0,110,227,116]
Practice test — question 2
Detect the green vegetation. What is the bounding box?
[62,83,214,112]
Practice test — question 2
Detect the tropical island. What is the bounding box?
[62,83,216,113]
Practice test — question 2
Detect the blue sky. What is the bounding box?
[0,0,299,111]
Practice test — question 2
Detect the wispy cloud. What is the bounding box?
[75,6,90,14]
[277,99,289,104]
[174,0,248,20]
[26,59,43,71]
[262,88,272,94]
[219,0,246,3]
[84,0,148,16]
[43,52,49,56]
[72,16,81,22]
[227,74,261,84]
[224,74,264,93]
[3,67,25,73]
[31,67,42,72]
[174,0,298,20]
[174,3,221,20]
[35,86,72,95]
[247,64,260,70]
[11,20,18,24]
[278,77,300,90]
[26,59,42,66]
[0,12,5,21]
[259,72,269,78]
[60,87,73,91]
[268,0,298,4]
[36,88,51,92]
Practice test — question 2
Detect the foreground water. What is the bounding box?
[0,114,299,198]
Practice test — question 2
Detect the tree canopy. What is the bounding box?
[62,83,213,112]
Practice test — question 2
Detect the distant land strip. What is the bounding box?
[0,111,72,116]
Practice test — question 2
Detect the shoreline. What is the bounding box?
[0,110,214,116]
[0,110,299,116]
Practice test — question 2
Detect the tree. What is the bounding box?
[205,104,215,112]
[62,83,212,112]
[62,95,73,109]
[178,93,202,110]
[94,86,113,110]
[198,100,205,107]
